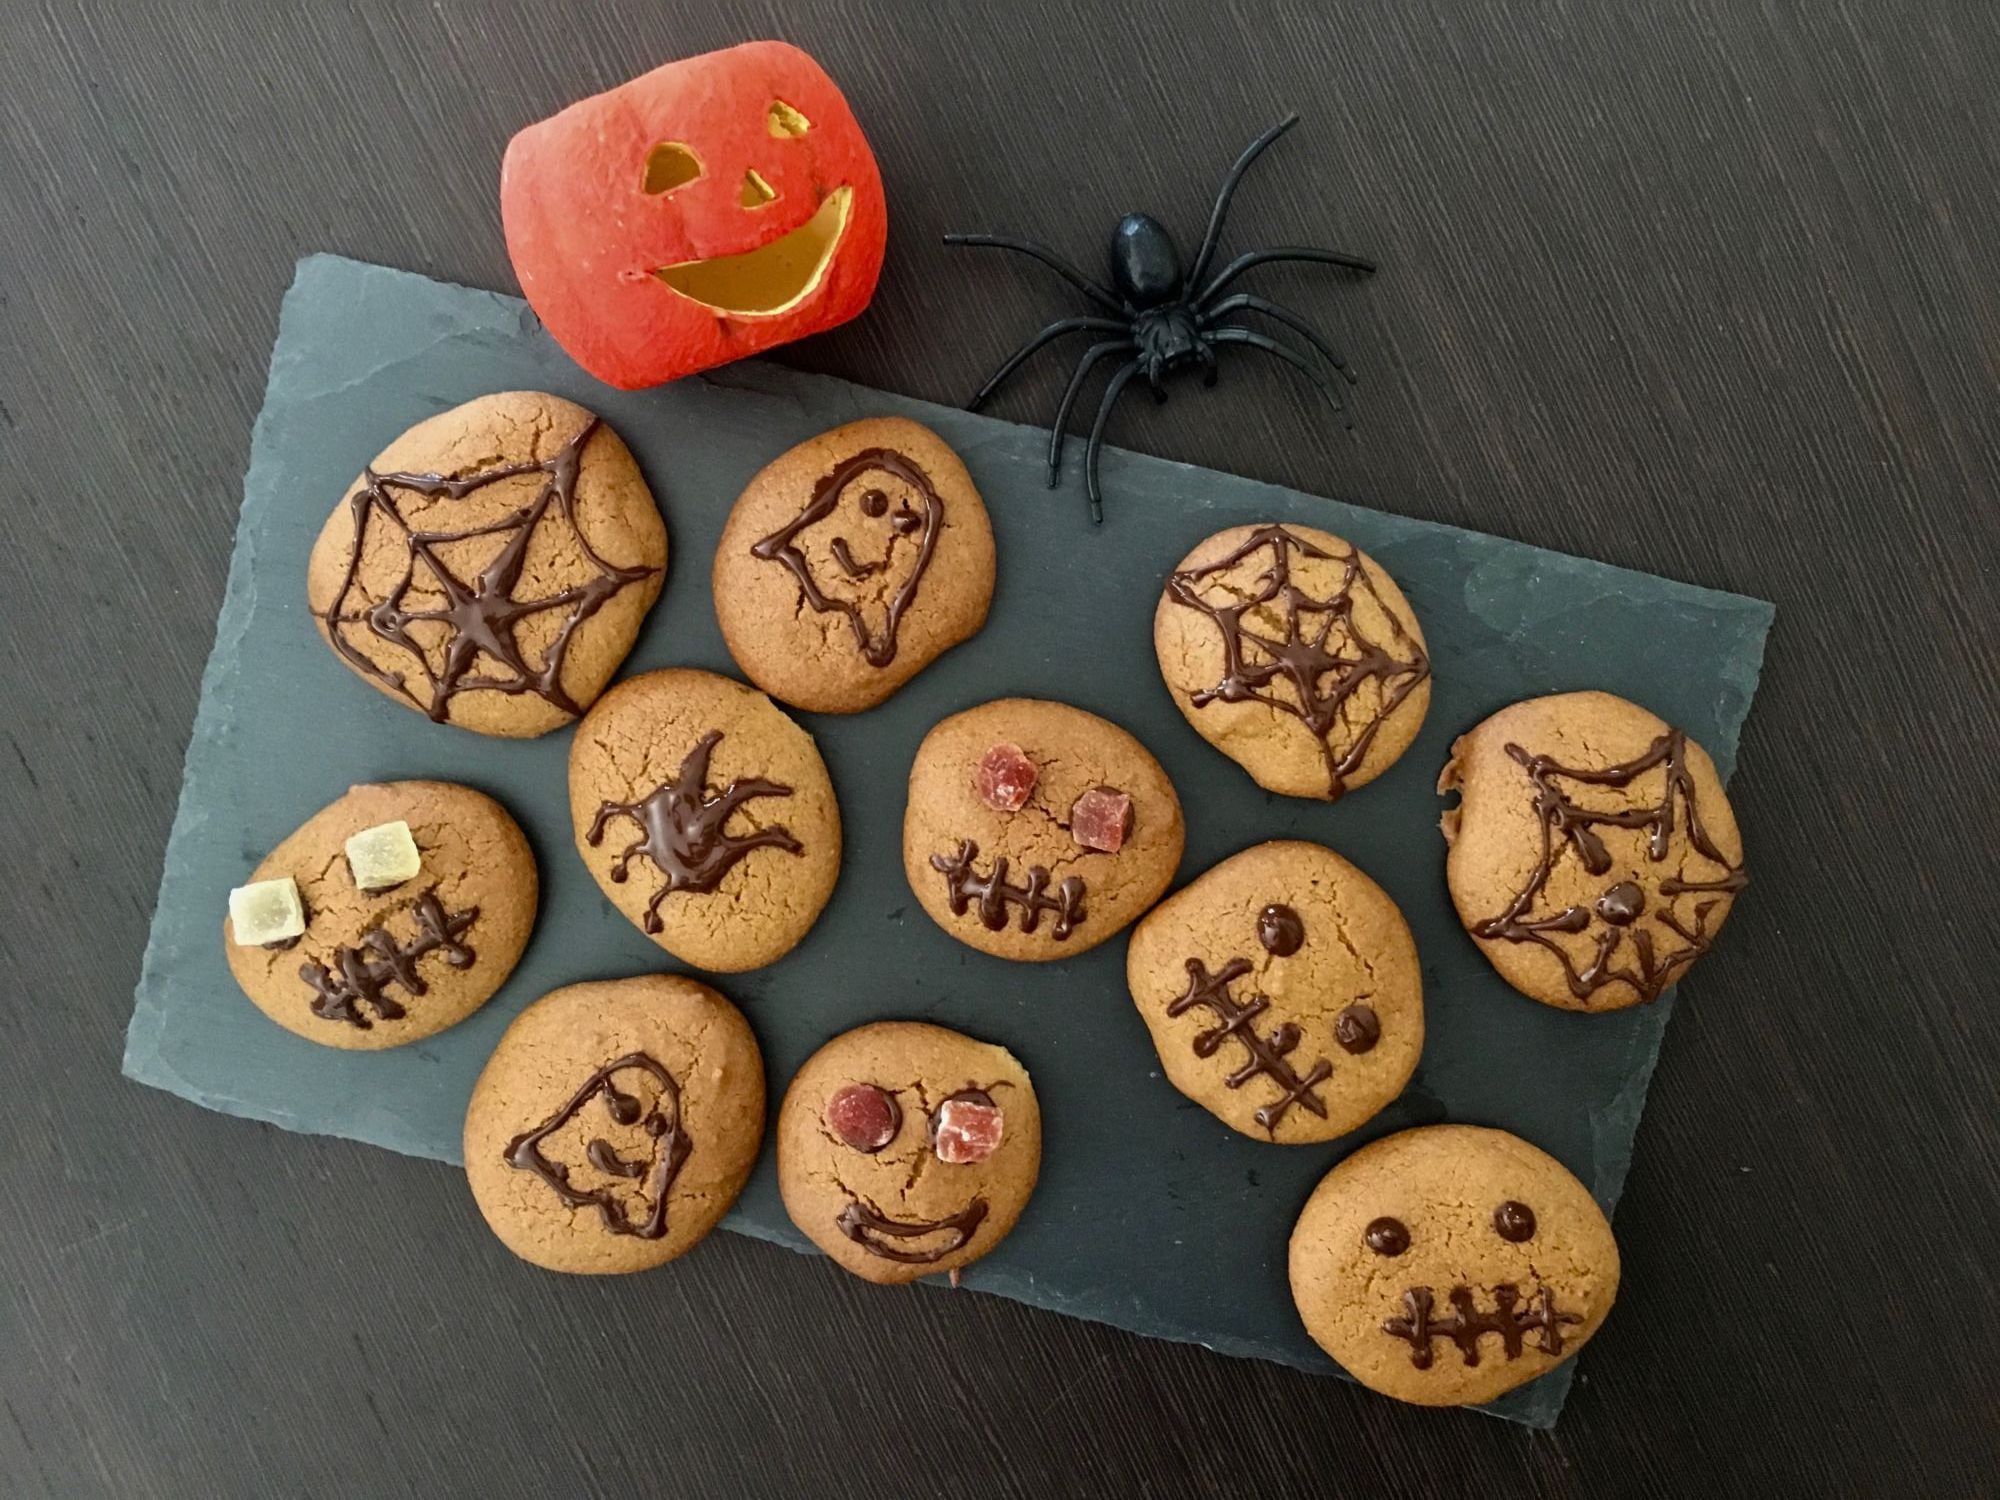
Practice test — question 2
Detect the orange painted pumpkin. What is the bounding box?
[501,41,887,389]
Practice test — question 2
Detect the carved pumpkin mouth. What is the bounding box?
[655,186,853,316]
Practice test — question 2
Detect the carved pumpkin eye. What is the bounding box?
[767,99,811,138]
[642,142,703,195]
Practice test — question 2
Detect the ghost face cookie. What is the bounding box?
[903,698,1184,961]
[224,781,536,1049]
[777,1022,1040,1285]
[1154,523,1430,800]
[464,976,765,1274]
[1440,691,1747,1011]
[307,392,667,737]
[714,417,996,713]
[1126,841,1422,1143]
[1289,1125,1619,1406]
[569,668,841,972]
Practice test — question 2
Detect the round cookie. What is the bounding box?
[1154,522,1430,800]
[903,698,1184,961]
[1289,1125,1620,1406]
[224,780,536,1049]
[1440,690,1746,1011]
[569,668,840,972]
[777,1021,1040,1285]
[713,417,995,713]
[1126,840,1422,1143]
[307,391,667,738]
[464,976,764,1274]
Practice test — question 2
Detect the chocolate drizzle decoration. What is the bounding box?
[505,1052,691,1240]
[1472,729,1748,1004]
[300,892,476,1029]
[750,447,944,669]
[835,1198,990,1264]
[1168,957,1333,1130]
[317,418,658,724]
[1382,1284,1582,1370]
[930,839,1085,940]
[588,730,802,933]
[1165,525,1430,798]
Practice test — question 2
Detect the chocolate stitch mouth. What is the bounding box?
[835,1197,990,1263]
[1381,1283,1582,1369]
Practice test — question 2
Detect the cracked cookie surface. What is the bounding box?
[714,417,995,714]
[1289,1125,1619,1406]
[464,975,764,1274]
[902,698,1184,961]
[569,668,841,972]
[224,780,536,1050]
[776,1021,1040,1285]
[1126,840,1423,1143]
[306,391,666,738]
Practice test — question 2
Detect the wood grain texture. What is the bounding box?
[1,0,1995,1495]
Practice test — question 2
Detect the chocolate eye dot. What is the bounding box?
[859,488,888,518]
[1494,1200,1537,1242]
[1334,1004,1380,1055]
[1257,903,1304,957]
[826,1083,901,1153]
[1364,1216,1410,1256]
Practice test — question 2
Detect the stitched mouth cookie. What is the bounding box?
[464,976,765,1274]
[223,780,536,1050]
[307,391,667,738]
[1289,1125,1619,1407]
[903,698,1184,961]
[777,1021,1040,1285]
[569,668,841,972]
[1154,523,1430,800]
[1440,690,1747,1011]
[1126,840,1422,1143]
[714,417,995,713]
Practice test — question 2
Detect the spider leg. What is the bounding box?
[943,233,1129,317]
[1201,293,1358,385]
[1083,361,1142,524]
[1195,247,1377,308]
[1208,326,1352,428]
[967,315,1128,409]
[1047,339,1137,486]
[1198,341,1219,387]
[1186,115,1300,292]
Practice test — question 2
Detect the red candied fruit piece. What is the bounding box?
[826,1083,901,1153]
[1069,787,1134,853]
[975,742,1038,812]
[932,1095,1004,1164]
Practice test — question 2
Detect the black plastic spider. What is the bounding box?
[945,115,1376,522]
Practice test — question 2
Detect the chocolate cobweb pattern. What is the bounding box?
[318,417,657,723]
[301,892,477,1029]
[1165,525,1429,797]
[587,730,803,933]
[1383,1284,1582,1369]
[930,839,1086,939]
[1472,729,1748,1004]
[1167,956,1332,1129]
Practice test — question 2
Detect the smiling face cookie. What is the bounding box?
[1440,691,1747,1011]
[715,418,995,713]
[1289,1125,1620,1406]
[777,1022,1041,1285]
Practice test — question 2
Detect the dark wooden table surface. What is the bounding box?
[4,2,1995,1495]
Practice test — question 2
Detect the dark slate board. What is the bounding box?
[125,254,1772,1428]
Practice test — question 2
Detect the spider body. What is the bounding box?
[947,116,1375,521]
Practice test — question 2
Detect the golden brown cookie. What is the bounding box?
[903,698,1184,961]
[307,391,667,738]
[1440,690,1747,1012]
[776,1021,1040,1285]
[1126,840,1422,1143]
[569,668,841,972]
[463,975,764,1274]
[223,781,536,1049]
[713,417,995,713]
[1289,1125,1619,1406]
[1154,523,1430,800]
